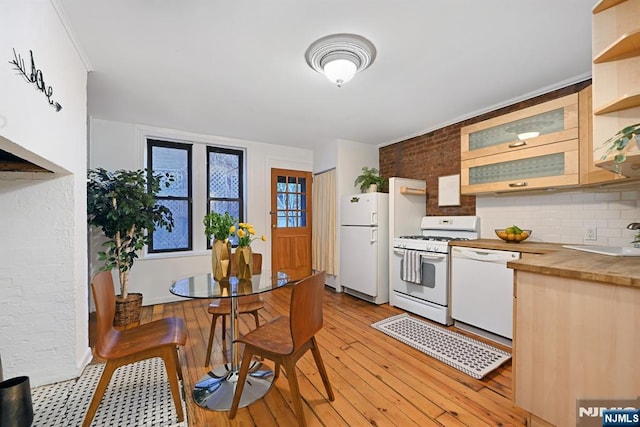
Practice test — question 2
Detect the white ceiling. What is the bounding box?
[59,0,595,150]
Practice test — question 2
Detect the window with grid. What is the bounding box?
[207,146,244,248]
[147,139,193,252]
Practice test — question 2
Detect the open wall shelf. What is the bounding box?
[594,92,640,115]
[592,0,628,14]
[593,28,640,63]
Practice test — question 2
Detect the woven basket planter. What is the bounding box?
[114,293,143,327]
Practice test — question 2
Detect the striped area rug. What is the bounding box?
[31,357,187,426]
[372,313,511,379]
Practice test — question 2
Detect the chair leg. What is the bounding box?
[82,361,118,427]
[222,314,226,341]
[205,314,219,367]
[282,358,306,427]
[310,337,334,401]
[228,346,255,419]
[161,347,185,422]
[173,346,184,381]
[251,310,260,329]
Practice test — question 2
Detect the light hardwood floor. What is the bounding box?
[90,286,527,426]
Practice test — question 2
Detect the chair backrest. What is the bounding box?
[90,271,118,357]
[290,271,326,349]
[230,252,263,275]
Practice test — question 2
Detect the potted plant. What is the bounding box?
[229,222,266,279]
[203,211,236,280]
[87,168,175,327]
[354,166,386,193]
[598,122,640,165]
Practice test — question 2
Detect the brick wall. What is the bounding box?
[379,80,592,216]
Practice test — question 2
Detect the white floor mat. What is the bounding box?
[372,313,511,379]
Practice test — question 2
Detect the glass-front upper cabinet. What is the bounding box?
[460,93,581,194]
[461,93,579,160]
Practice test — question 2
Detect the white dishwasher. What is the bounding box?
[450,246,520,342]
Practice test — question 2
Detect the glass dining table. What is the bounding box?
[169,270,291,411]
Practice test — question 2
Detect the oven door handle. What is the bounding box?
[420,252,447,260]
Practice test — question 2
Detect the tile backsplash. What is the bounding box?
[476,188,640,247]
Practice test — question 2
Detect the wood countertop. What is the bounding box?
[449,239,563,254]
[450,239,640,289]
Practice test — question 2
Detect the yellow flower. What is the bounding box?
[237,229,246,238]
[229,225,235,234]
[261,235,267,241]
[248,228,255,235]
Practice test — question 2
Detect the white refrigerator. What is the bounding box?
[339,192,389,304]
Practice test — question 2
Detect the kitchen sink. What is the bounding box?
[562,245,640,257]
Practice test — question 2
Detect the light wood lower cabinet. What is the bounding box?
[513,271,639,426]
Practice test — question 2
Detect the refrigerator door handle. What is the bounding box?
[370,211,377,225]
[370,227,378,243]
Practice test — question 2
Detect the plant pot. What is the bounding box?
[0,376,33,427]
[366,184,378,193]
[236,246,253,280]
[114,293,143,328]
[211,239,232,281]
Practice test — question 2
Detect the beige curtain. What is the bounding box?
[312,169,336,275]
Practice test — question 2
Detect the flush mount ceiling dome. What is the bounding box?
[305,33,376,87]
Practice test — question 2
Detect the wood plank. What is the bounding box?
[88,287,529,426]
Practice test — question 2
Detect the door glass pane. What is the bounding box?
[287,176,297,192]
[275,173,309,229]
[277,213,287,227]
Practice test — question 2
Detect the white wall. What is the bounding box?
[89,118,313,305]
[477,188,640,246]
[0,1,89,386]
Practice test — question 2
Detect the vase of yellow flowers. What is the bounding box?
[204,212,236,281]
[231,222,266,280]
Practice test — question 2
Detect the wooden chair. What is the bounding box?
[204,252,264,366]
[229,271,334,426]
[83,271,187,427]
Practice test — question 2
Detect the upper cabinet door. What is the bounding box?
[461,94,579,162]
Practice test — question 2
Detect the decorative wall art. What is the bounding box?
[9,48,62,112]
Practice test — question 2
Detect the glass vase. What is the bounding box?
[235,246,253,280]
[211,239,231,281]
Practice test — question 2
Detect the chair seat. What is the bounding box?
[235,315,293,355]
[208,296,264,315]
[98,317,187,360]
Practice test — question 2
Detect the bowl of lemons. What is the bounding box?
[495,225,531,243]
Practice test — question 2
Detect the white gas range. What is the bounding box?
[390,216,480,325]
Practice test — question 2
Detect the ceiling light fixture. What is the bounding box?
[305,33,376,88]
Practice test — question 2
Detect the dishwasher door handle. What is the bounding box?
[453,249,517,263]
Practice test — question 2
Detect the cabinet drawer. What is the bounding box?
[461,139,579,194]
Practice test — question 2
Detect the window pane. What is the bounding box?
[210,201,240,221]
[299,177,306,193]
[277,193,287,210]
[152,146,188,197]
[300,210,307,227]
[300,194,307,210]
[209,151,239,198]
[153,200,189,250]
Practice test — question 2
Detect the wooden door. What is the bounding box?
[270,169,312,280]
